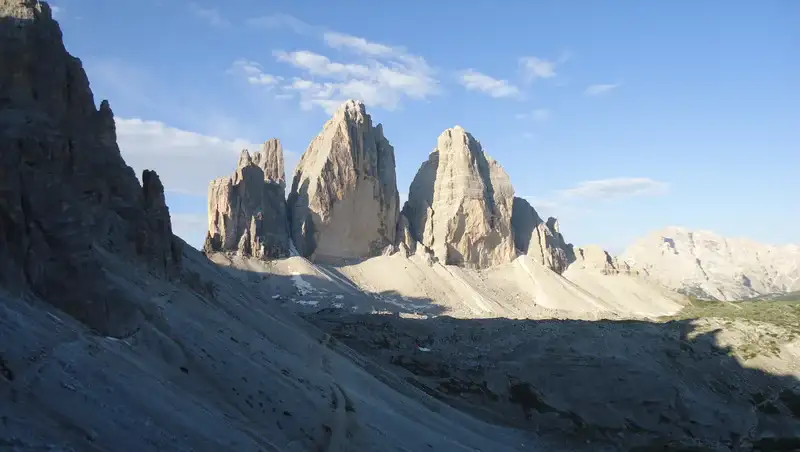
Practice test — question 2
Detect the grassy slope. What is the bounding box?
[665,295,800,360]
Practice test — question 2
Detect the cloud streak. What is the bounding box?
[458,70,520,98]
[189,3,230,28]
[523,177,670,221]
[585,83,620,96]
[246,13,318,35]
[560,177,669,199]
[518,56,558,82]
[230,59,282,85]
[516,108,551,121]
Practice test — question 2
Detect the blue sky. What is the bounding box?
[51,0,799,253]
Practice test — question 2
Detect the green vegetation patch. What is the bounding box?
[666,296,800,360]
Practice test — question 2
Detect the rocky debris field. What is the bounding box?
[304,308,800,451]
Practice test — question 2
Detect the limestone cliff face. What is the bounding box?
[622,226,800,300]
[204,139,290,259]
[287,100,399,261]
[570,245,628,275]
[0,0,180,336]
[511,197,573,274]
[403,126,516,269]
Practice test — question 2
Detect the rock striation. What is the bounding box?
[204,139,290,259]
[287,100,399,261]
[622,226,800,300]
[511,197,573,273]
[0,0,180,336]
[403,126,515,269]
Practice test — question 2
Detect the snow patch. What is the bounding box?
[291,272,315,296]
[293,300,319,307]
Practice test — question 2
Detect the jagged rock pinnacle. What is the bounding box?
[288,99,399,261]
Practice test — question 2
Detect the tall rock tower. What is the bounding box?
[204,139,291,259]
[402,126,516,269]
[287,100,400,261]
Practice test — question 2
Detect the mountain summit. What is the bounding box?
[287,99,400,261]
[623,226,800,300]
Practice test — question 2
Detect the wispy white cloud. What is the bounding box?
[516,108,551,121]
[274,50,371,79]
[585,83,620,96]
[50,4,63,18]
[458,70,520,99]
[560,177,669,200]
[246,13,318,35]
[189,3,230,28]
[115,118,299,196]
[241,18,439,113]
[518,56,558,82]
[523,177,669,223]
[324,32,396,58]
[230,59,283,86]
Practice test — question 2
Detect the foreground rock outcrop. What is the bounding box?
[623,226,800,300]
[287,100,399,261]
[403,126,516,269]
[204,139,290,259]
[511,197,573,273]
[0,0,180,336]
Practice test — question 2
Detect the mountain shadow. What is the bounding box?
[302,305,800,451]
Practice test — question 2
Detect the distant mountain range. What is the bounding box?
[623,226,800,301]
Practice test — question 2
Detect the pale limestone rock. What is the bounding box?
[395,213,417,257]
[288,100,399,261]
[571,245,625,275]
[511,197,573,273]
[204,141,289,259]
[253,138,286,187]
[403,126,515,269]
[622,226,800,300]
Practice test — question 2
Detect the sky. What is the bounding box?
[50,0,799,253]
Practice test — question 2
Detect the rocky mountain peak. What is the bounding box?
[623,226,800,300]
[0,0,181,336]
[287,99,399,261]
[403,126,516,269]
[204,140,290,259]
[511,197,573,273]
[252,138,285,186]
[335,99,367,120]
[237,149,253,168]
[1,0,50,25]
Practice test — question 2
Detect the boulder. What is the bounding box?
[287,100,399,261]
[403,126,515,269]
[204,139,290,259]
[0,0,180,336]
[511,197,573,273]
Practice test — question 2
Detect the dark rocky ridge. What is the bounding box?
[0,0,180,336]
